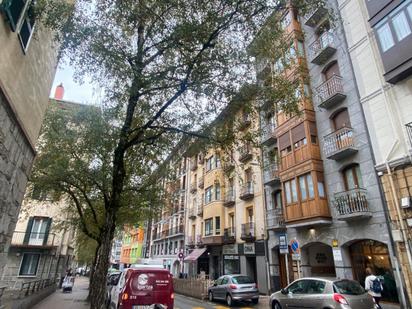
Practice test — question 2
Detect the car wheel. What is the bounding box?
[209,291,214,302]
[273,301,282,309]
[226,294,233,307]
[252,298,259,304]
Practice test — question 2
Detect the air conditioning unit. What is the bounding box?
[401,197,411,209]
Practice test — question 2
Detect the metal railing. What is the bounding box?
[189,207,197,219]
[334,188,369,216]
[0,285,6,306]
[224,227,235,238]
[266,208,285,229]
[20,278,55,298]
[196,235,203,245]
[240,181,254,197]
[11,232,55,247]
[198,176,204,188]
[309,31,335,60]
[239,144,252,161]
[197,201,204,216]
[190,159,198,171]
[241,222,255,239]
[190,182,197,192]
[316,75,344,105]
[263,163,280,184]
[406,122,412,147]
[323,127,355,157]
[186,236,195,246]
[261,123,276,144]
[224,189,236,204]
[222,161,235,172]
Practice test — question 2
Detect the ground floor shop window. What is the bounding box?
[19,253,40,276]
[224,255,240,274]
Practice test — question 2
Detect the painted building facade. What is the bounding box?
[120,226,145,265]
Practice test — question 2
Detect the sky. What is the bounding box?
[50,61,101,104]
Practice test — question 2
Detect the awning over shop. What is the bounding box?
[184,248,207,263]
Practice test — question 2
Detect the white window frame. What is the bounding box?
[18,253,40,277]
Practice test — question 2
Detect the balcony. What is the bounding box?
[305,7,328,27]
[334,188,371,221]
[261,123,277,145]
[266,208,286,230]
[198,176,204,189]
[407,122,412,148]
[190,182,197,193]
[239,114,251,130]
[223,189,236,207]
[263,163,280,185]
[316,75,346,109]
[223,161,235,173]
[241,222,256,242]
[197,201,204,216]
[169,225,184,236]
[309,31,336,65]
[240,181,254,200]
[323,127,357,160]
[202,235,223,245]
[239,144,253,162]
[11,232,56,248]
[186,236,195,248]
[196,235,203,246]
[223,228,236,244]
[190,159,198,171]
[189,207,197,219]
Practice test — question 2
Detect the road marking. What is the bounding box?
[214,306,230,309]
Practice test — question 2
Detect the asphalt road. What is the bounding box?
[174,294,266,309]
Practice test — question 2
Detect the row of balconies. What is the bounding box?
[152,225,185,240]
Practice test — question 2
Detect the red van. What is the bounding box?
[109,266,174,309]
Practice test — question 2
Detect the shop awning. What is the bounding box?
[184,248,207,262]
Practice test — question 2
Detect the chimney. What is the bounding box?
[54,83,64,100]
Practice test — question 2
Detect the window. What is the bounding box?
[343,165,363,190]
[291,179,298,202]
[284,181,292,204]
[392,11,411,41]
[221,277,229,285]
[307,174,315,199]
[318,181,325,198]
[26,217,51,246]
[299,175,307,200]
[408,3,412,20]
[2,0,26,31]
[215,183,221,200]
[19,253,40,276]
[205,218,213,236]
[215,154,221,168]
[205,186,213,204]
[206,156,213,172]
[288,280,308,294]
[215,217,221,235]
[306,280,326,294]
[281,11,292,29]
[376,22,395,52]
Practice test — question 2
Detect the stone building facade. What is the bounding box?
[0,0,58,278]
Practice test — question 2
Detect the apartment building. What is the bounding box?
[0,0,58,277]
[119,226,145,266]
[337,0,412,305]
[255,3,403,305]
[150,156,187,276]
[183,103,269,294]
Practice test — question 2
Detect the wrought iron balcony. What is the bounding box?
[334,188,371,221]
[11,232,56,248]
[241,222,256,242]
[240,181,254,200]
[190,182,197,193]
[198,176,204,189]
[223,228,236,244]
[189,207,197,219]
[223,189,236,207]
[406,122,412,148]
[309,31,336,65]
[186,236,195,247]
[223,161,235,173]
[169,225,184,236]
[190,159,198,171]
[266,208,286,230]
[323,127,357,160]
[202,235,223,245]
[261,123,277,145]
[315,75,346,109]
[197,201,204,216]
[239,144,253,162]
[305,7,328,27]
[263,163,280,185]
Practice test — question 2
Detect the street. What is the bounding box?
[175,294,264,309]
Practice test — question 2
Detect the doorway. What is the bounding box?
[246,256,257,283]
[303,242,336,277]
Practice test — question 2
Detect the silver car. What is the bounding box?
[208,274,259,306]
[270,278,375,309]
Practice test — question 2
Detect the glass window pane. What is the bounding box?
[393,11,411,41]
[408,4,412,21]
[307,174,315,198]
[345,168,356,190]
[276,192,282,208]
[377,23,395,51]
[299,176,307,200]
[318,182,325,198]
[355,165,363,188]
[284,182,291,204]
[291,179,298,202]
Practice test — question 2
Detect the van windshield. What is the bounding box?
[334,280,366,295]
[232,276,254,284]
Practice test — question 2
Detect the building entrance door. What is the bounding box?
[246,256,257,283]
[278,248,293,288]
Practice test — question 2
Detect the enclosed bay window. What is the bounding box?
[215,217,221,235]
[284,179,297,205]
[205,218,213,236]
[206,156,213,172]
[215,182,221,200]
[205,186,213,204]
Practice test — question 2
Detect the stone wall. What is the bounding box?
[0,94,35,283]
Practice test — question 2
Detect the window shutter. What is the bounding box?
[309,122,317,136]
[24,217,34,244]
[291,123,306,143]
[43,218,52,245]
[279,132,291,151]
[1,0,26,32]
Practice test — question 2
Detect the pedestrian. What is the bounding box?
[365,267,383,308]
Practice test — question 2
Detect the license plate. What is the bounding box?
[133,306,154,309]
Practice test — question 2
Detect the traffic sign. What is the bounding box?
[178,252,184,260]
[279,234,288,254]
[292,253,301,261]
[290,239,300,254]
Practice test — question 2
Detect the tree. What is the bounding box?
[33,1,327,308]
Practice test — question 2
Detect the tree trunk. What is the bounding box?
[88,243,101,300]
[89,209,117,309]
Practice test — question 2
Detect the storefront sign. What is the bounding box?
[333,248,343,262]
[224,255,240,260]
[243,243,255,255]
[279,234,288,254]
[223,244,238,255]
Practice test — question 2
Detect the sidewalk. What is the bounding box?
[32,277,89,309]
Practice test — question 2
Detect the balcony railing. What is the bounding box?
[239,144,253,162]
[222,161,235,173]
[190,182,197,193]
[196,235,203,246]
[263,163,280,185]
[223,189,236,207]
[315,75,346,109]
[186,236,195,247]
[261,123,277,145]
[240,181,254,200]
[334,188,371,221]
[309,31,336,65]
[197,201,204,216]
[11,232,56,247]
[305,6,328,27]
[241,222,256,242]
[266,208,286,230]
[223,227,236,244]
[169,225,184,236]
[198,176,204,189]
[190,159,198,171]
[189,207,197,219]
[406,122,412,148]
[323,127,357,160]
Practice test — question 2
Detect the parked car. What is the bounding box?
[208,274,259,306]
[108,266,174,309]
[270,278,375,309]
